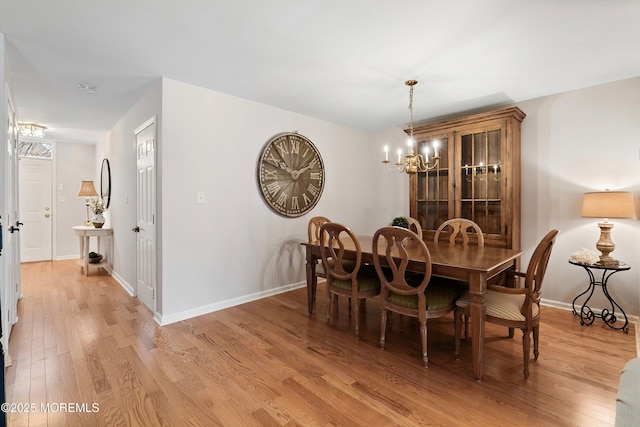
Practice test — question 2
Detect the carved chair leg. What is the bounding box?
[420,318,428,368]
[522,328,531,380]
[326,290,332,325]
[454,307,462,359]
[354,297,360,339]
[464,314,469,339]
[380,309,388,349]
[533,325,540,360]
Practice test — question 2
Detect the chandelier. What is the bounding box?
[382,80,440,174]
[19,123,47,138]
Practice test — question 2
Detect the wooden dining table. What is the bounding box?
[302,236,524,381]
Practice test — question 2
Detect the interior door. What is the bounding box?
[3,90,20,358]
[134,117,156,312]
[18,157,52,262]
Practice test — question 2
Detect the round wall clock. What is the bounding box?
[258,132,325,217]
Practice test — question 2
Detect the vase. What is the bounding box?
[92,213,105,228]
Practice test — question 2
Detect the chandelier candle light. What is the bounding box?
[383,80,440,174]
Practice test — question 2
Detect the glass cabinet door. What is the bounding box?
[459,126,502,235]
[415,134,451,232]
[409,107,523,249]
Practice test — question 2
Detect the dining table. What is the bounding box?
[302,235,524,381]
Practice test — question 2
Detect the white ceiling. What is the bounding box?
[2,0,640,144]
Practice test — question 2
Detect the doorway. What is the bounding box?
[134,117,157,313]
[18,157,52,262]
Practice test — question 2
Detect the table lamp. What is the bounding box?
[77,180,98,226]
[581,190,636,265]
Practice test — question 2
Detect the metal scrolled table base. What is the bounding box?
[570,260,630,333]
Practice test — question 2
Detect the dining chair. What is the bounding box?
[390,216,423,240]
[454,229,558,379]
[433,218,485,338]
[434,218,484,246]
[309,216,356,302]
[308,216,332,280]
[319,222,381,339]
[372,226,460,367]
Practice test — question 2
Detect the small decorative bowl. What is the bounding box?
[88,254,103,264]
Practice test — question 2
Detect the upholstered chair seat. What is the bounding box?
[455,291,540,322]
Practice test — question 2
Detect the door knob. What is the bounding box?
[44,213,50,218]
[132,226,140,232]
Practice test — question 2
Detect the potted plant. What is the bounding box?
[88,251,103,263]
[391,216,409,229]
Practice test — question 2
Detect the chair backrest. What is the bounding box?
[319,222,362,281]
[308,216,330,242]
[407,217,423,240]
[372,226,432,296]
[524,229,559,304]
[434,218,484,247]
[389,217,423,239]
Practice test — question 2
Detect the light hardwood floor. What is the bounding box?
[5,260,637,426]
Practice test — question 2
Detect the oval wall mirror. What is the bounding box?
[100,158,111,209]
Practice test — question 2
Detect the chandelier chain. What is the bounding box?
[408,83,414,141]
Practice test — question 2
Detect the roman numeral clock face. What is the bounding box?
[258,132,325,217]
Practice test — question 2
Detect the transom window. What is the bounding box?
[18,140,52,159]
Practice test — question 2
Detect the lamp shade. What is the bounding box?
[77,180,98,198]
[581,191,636,219]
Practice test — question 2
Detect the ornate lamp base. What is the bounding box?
[595,221,619,266]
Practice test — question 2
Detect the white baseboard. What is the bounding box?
[540,299,573,312]
[156,281,307,326]
[56,254,80,261]
[111,271,135,296]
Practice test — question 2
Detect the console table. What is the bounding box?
[73,226,113,276]
[569,259,630,333]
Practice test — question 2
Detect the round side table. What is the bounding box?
[569,259,630,333]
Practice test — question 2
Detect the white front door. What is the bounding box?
[135,117,156,312]
[19,157,52,262]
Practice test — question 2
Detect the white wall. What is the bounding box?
[95,79,162,296]
[54,142,96,258]
[159,78,383,322]
[519,77,640,314]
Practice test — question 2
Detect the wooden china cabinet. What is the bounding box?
[409,107,525,249]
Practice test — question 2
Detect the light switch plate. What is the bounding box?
[197,192,206,204]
